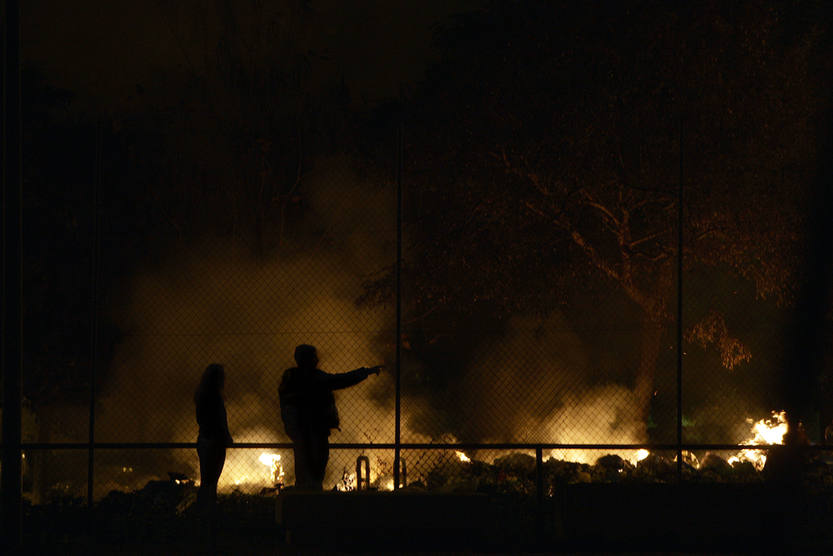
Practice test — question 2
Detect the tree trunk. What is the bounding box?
[633,315,665,421]
[631,263,674,421]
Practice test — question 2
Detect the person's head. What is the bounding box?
[197,363,225,401]
[294,344,318,369]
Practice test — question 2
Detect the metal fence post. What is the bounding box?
[2,0,24,548]
[536,446,544,546]
[394,122,403,490]
[87,121,102,527]
[676,115,684,482]
[535,446,543,505]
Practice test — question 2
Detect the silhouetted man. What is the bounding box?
[279,344,381,490]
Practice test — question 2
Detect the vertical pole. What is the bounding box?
[2,0,24,549]
[87,122,102,522]
[393,122,403,489]
[536,446,544,544]
[676,116,684,481]
[535,446,543,504]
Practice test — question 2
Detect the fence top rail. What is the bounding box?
[14,441,833,451]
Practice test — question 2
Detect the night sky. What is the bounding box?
[22,0,482,108]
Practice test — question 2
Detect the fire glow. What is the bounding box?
[546,411,787,470]
[332,455,394,491]
[217,411,788,492]
[727,410,788,470]
[218,450,287,492]
[257,453,285,486]
[336,471,357,492]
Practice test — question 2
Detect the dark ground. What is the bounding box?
[15,484,833,555]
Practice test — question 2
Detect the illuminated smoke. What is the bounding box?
[95,156,402,489]
[86,153,777,493]
[545,385,648,464]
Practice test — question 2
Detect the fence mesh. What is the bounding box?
[8,5,833,552]
[15,122,833,507]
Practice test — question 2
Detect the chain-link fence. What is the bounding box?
[14,120,833,504]
[5,1,833,550]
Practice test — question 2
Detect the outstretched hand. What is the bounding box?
[366,365,383,376]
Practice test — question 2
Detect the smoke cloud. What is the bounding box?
[87,154,788,492]
[456,314,648,452]
[95,155,404,489]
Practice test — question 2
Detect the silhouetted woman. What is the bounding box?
[195,363,233,517]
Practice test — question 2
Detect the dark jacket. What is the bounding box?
[279,367,370,438]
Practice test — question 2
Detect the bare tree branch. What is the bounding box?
[628,227,672,249]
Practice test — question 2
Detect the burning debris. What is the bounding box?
[337,470,357,492]
[411,411,803,492]
[168,472,194,486]
[216,449,291,493]
[728,411,788,470]
[257,453,285,487]
[81,410,806,503]
[198,410,800,495]
[329,454,397,492]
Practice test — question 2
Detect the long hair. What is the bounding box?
[195,363,225,406]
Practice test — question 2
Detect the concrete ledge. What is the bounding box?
[273,484,827,550]
[558,483,804,548]
[276,491,492,547]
